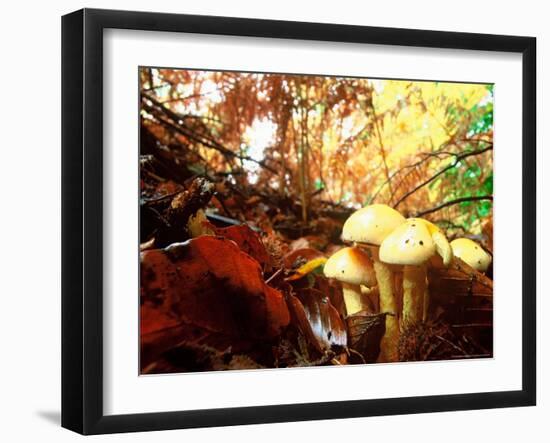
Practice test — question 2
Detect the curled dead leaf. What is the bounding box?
[288,288,347,353]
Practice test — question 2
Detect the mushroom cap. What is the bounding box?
[379,219,436,265]
[323,247,377,286]
[409,218,453,266]
[450,238,492,272]
[342,204,406,246]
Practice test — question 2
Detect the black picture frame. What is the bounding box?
[62,8,537,435]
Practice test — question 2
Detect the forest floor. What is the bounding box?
[139,122,494,374]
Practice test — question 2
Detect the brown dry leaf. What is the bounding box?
[290,288,347,352]
[140,236,290,364]
[154,180,181,197]
[429,256,493,301]
[346,312,387,363]
[214,224,272,269]
[481,218,494,254]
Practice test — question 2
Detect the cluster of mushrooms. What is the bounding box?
[323,204,492,362]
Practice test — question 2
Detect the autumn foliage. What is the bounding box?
[139,67,493,373]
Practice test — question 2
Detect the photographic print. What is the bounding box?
[139,67,494,374]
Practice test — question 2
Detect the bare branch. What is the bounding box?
[141,93,278,174]
[393,145,493,208]
[414,195,493,217]
[370,137,492,204]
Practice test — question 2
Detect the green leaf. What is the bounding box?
[482,174,493,194]
[468,103,493,135]
[477,200,492,217]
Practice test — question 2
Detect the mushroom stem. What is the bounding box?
[341,283,365,316]
[371,249,399,362]
[402,264,427,327]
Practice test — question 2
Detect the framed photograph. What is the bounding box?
[62,8,536,435]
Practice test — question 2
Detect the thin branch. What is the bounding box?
[415,195,493,217]
[141,94,278,174]
[141,82,172,92]
[435,335,467,355]
[393,145,493,208]
[147,68,154,91]
[371,150,451,203]
[370,137,492,204]
[177,114,225,125]
[370,100,394,199]
[160,91,217,103]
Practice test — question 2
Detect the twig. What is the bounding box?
[347,348,367,364]
[414,195,492,217]
[435,334,467,355]
[140,191,181,206]
[213,192,235,219]
[393,145,493,208]
[451,323,493,328]
[369,100,394,199]
[450,353,492,359]
[141,95,278,174]
[369,138,490,204]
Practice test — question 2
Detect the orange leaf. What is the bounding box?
[141,236,290,343]
[214,224,272,269]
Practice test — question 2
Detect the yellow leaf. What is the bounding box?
[285,257,328,281]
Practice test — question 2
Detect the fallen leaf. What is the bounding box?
[289,288,347,352]
[346,312,387,363]
[429,256,493,301]
[140,236,290,367]
[214,224,272,269]
[285,256,327,281]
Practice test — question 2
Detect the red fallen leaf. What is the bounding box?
[214,224,272,269]
[288,288,347,352]
[140,321,259,370]
[141,236,290,345]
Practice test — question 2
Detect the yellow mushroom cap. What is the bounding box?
[379,219,436,265]
[409,218,453,266]
[342,204,406,246]
[323,247,377,286]
[450,238,492,272]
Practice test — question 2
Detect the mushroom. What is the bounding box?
[342,204,406,361]
[416,219,453,266]
[450,238,492,272]
[324,246,377,316]
[380,219,437,327]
